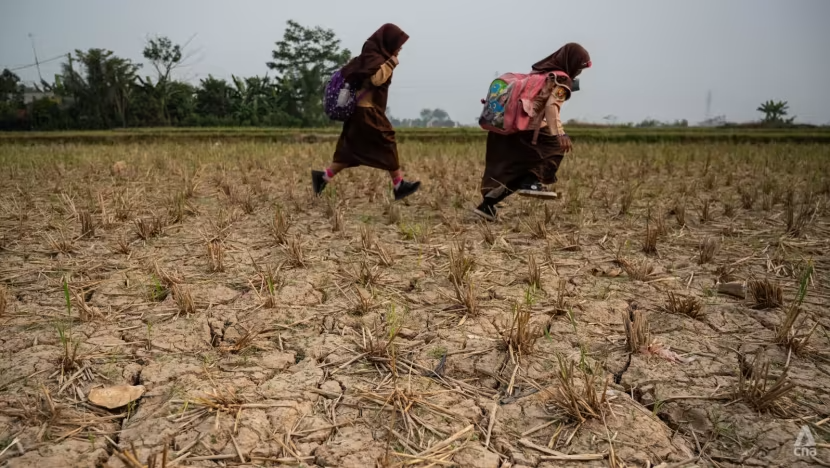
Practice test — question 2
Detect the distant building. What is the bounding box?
[23,88,58,105]
[698,115,726,127]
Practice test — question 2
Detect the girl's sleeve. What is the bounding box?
[370,56,399,87]
[545,91,566,136]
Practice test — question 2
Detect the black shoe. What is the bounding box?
[394,180,421,201]
[473,202,498,221]
[312,170,327,196]
[517,181,557,199]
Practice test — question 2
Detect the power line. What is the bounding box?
[3,54,67,72]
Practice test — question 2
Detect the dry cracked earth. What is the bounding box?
[0,140,829,467]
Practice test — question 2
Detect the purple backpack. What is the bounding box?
[324,69,367,121]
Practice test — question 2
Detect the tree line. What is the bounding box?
[0,21,457,131]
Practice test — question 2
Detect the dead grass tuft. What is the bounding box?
[79,210,95,238]
[134,216,164,240]
[478,221,496,246]
[359,224,375,251]
[526,254,541,290]
[497,302,539,358]
[331,204,344,232]
[284,235,306,267]
[698,237,719,264]
[260,263,283,308]
[642,223,658,255]
[549,353,609,423]
[617,256,655,281]
[45,229,75,255]
[351,259,382,287]
[171,284,196,315]
[699,197,713,224]
[206,239,225,272]
[785,191,817,237]
[192,387,246,413]
[749,278,783,309]
[448,242,475,284]
[351,286,375,316]
[113,191,132,222]
[270,207,291,245]
[665,292,704,319]
[240,190,256,215]
[384,200,401,225]
[618,183,639,216]
[525,216,548,239]
[735,351,794,415]
[622,305,650,353]
[451,275,478,316]
[218,329,258,354]
[673,199,686,227]
[739,185,757,209]
[0,286,6,316]
[375,241,395,267]
[775,262,818,353]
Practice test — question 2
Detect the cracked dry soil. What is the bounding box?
[0,140,829,467]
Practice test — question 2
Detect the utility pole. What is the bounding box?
[705,90,712,120]
[28,33,44,84]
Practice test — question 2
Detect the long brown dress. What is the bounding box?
[479,43,590,202]
[332,24,409,172]
[480,129,564,199]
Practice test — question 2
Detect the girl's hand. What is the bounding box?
[558,134,573,153]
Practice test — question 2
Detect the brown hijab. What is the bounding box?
[341,23,409,84]
[531,43,591,82]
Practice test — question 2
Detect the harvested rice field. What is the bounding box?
[0,140,828,467]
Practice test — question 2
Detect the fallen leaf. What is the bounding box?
[88,385,145,409]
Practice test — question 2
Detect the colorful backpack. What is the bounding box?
[479,71,572,143]
[324,69,368,122]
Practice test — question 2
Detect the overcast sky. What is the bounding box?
[2,0,829,125]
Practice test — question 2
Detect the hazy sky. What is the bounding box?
[2,0,829,124]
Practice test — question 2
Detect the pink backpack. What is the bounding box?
[479,71,571,144]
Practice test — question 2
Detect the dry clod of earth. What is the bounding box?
[1,140,828,468]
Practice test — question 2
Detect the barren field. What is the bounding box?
[0,140,828,468]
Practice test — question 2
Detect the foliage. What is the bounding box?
[3,21,352,131]
[389,108,457,128]
[267,20,352,126]
[757,100,795,125]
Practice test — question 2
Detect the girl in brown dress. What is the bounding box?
[474,43,591,221]
[312,23,421,201]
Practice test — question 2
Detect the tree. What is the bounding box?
[0,69,25,130]
[195,75,234,123]
[267,20,351,126]
[757,100,794,124]
[0,69,24,106]
[140,35,191,124]
[60,49,141,128]
[417,108,455,127]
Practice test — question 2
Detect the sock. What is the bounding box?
[392,176,403,190]
[323,168,335,182]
